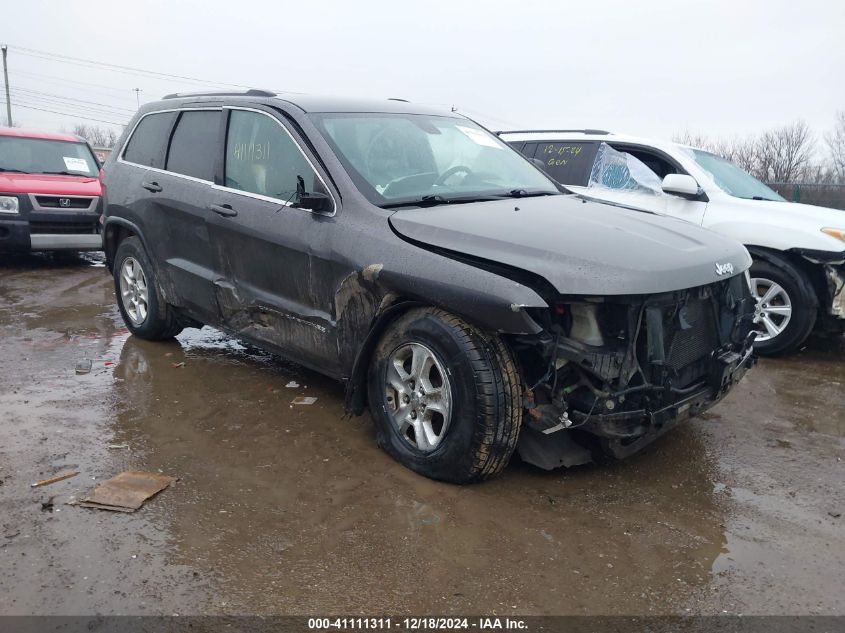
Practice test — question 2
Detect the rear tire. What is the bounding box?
[367,307,522,483]
[113,237,183,341]
[749,257,817,356]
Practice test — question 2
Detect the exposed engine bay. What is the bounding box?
[512,274,758,469]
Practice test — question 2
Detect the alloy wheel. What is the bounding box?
[750,277,793,342]
[384,342,452,452]
[119,257,149,326]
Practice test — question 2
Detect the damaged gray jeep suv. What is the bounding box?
[102,90,756,483]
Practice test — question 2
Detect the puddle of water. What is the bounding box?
[3,257,843,615]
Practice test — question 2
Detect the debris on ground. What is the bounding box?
[3,528,20,540]
[77,471,176,512]
[107,444,130,450]
[285,381,300,388]
[31,471,79,488]
[291,396,317,405]
[40,496,55,512]
[75,359,92,374]
[172,361,186,368]
[829,511,841,518]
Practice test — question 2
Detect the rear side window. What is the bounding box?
[122,112,177,169]
[536,142,599,186]
[224,110,320,201]
[166,111,221,181]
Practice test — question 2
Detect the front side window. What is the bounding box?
[588,143,664,195]
[123,111,177,169]
[166,110,221,181]
[224,110,319,201]
[310,113,559,206]
[0,136,98,176]
[685,148,785,202]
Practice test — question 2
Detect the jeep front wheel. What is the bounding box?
[367,307,522,483]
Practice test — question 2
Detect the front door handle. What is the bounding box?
[209,203,238,218]
[142,181,162,193]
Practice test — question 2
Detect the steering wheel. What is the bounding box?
[434,165,473,187]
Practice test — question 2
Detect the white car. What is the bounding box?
[500,129,845,355]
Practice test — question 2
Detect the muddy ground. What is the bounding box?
[0,253,842,616]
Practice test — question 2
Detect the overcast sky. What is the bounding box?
[2,0,843,144]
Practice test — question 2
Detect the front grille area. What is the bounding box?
[665,297,718,369]
[34,196,94,210]
[29,219,98,235]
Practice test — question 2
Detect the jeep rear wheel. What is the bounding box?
[113,237,183,341]
[367,307,522,483]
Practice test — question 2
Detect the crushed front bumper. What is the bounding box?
[825,264,845,320]
[577,343,756,458]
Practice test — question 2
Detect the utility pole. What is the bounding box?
[1,45,11,127]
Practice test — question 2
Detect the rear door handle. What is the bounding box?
[142,181,162,193]
[209,203,238,218]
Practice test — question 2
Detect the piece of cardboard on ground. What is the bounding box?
[78,471,176,512]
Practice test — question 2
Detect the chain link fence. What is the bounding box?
[767,183,845,210]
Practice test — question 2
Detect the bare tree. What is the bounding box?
[756,121,814,183]
[826,111,845,183]
[71,123,119,148]
[673,129,713,149]
[719,137,761,176]
[673,131,762,178]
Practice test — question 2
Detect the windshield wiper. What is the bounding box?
[504,189,557,198]
[39,170,88,176]
[737,195,777,202]
[381,194,502,209]
[0,168,27,173]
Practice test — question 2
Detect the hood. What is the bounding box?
[735,198,843,222]
[389,194,751,296]
[706,196,845,253]
[0,173,101,196]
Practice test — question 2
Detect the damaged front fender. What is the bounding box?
[333,254,549,415]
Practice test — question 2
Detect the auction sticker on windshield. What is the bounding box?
[456,125,503,149]
[63,156,90,173]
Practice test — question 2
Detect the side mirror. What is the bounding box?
[296,191,332,213]
[661,174,701,197]
[532,158,547,170]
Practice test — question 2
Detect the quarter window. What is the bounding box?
[536,142,598,186]
[122,111,177,169]
[166,110,221,181]
[224,110,320,201]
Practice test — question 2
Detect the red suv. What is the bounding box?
[0,127,103,252]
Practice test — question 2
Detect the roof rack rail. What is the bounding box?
[162,89,277,99]
[495,128,611,136]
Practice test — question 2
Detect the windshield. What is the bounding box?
[0,136,99,176]
[686,148,785,202]
[310,113,559,206]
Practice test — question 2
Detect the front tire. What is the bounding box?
[113,237,183,340]
[749,257,817,356]
[367,307,522,483]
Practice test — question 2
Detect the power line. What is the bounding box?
[11,96,127,123]
[7,91,135,120]
[7,85,136,114]
[9,44,252,89]
[10,101,126,126]
[9,68,143,100]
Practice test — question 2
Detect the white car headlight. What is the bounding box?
[0,196,19,214]
[821,227,845,243]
